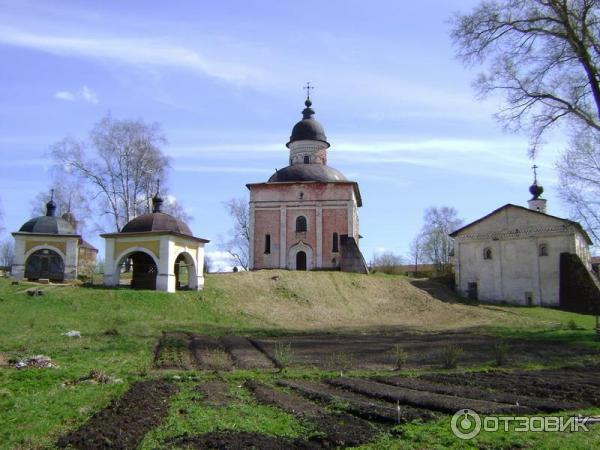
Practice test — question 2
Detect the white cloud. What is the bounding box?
[80,85,98,104]
[54,85,98,104]
[204,250,238,272]
[0,27,263,85]
[174,165,271,174]
[54,90,76,101]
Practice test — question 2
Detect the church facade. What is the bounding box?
[246,96,368,272]
[451,174,594,306]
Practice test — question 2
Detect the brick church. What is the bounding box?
[246,92,368,273]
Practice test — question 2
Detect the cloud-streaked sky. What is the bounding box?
[0,0,569,268]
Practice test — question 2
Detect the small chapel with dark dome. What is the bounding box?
[246,91,368,273]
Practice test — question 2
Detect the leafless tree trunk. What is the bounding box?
[408,233,427,275]
[452,0,600,156]
[221,197,250,270]
[50,115,188,231]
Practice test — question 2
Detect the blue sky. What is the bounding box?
[0,0,568,268]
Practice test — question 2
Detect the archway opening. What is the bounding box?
[25,248,65,281]
[117,251,157,290]
[296,251,307,271]
[174,252,197,291]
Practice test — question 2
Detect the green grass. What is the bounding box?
[1,274,600,449]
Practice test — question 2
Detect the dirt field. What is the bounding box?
[155,331,597,371]
[51,330,600,448]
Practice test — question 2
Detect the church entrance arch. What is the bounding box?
[25,248,65,281]
[296,251,307,270]
[115,250,158,290]
[288,242,313,271]
[174,252,198,291]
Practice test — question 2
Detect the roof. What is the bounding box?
[18,215,76,235]
[121,212,193,235]
[286,99,330,148]
[450,203,594,245]
[100,230,209,243]
[268,164,347,183]
[79,239,98,251]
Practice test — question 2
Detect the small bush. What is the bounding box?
[566,319,583,330]
[493,340,510,366]
[326,352,354,372]
[391,344,408,370]
[441,344,464,369]
[204,349,231,372]
[274,342,294,369]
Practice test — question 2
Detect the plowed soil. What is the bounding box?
[328,377,530,414]
[253,331,596,370]
[422,369,600,406]
[374,375,585,412]
[56,380,177,450]
[278,379,435,424]
[245,380,379,447]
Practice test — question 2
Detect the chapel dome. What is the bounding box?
[529,182,544,200]
[19,196,76,235]
[268,164,347,183]
[19,215,76,235]
[286,99,330,148]
[120,194,192,236]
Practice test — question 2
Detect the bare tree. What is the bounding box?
[30,181,91,233]
[0,238,14,269]
[421,206,463,273]
[408,232,428,275]
[51,115,176,231]
[221,198,250,270]
[204,254,213,274]
[370,251,403,274]
[452,0,600,155]
[557,127,600,244]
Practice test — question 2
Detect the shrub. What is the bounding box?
[441,344,464,369]
[391,344,408,370]
[493,340,510,366]
[566,319,582,330]
[326,352,354,372]
[274,342,294,369]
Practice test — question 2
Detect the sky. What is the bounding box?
[0,0,571,270]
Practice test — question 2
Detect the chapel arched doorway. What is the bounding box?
[117,251,157,290]
[24,249,65,281]
[174,252,198,291]
[296,251,307,271]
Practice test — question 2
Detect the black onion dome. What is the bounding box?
[529,182,544,199]
[19,216,76,234]
[121,212,193,236]
[286,99,330,148]
[269,164,347,182]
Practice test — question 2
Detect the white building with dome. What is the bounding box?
[451,172,594,306]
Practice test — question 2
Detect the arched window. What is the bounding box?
[303,155,310,164]
[332,232,339,252]
[539,243,548,257]
[483,247,493,260]
[296,216,307,232]
[264,234,271,254]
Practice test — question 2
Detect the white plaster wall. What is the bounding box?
[456,207,582,306]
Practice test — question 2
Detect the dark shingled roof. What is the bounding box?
[19,215,76,235]
[121,212,193,236]
[268,164,347,183]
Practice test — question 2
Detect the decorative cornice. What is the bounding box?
[455,224,573,242]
